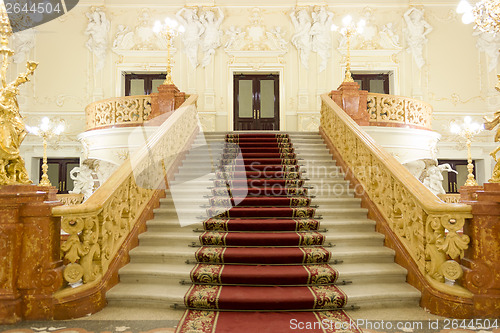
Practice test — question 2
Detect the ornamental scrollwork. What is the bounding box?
[55,97,199,290]
[320,93,472,297]
[85,95,153,130]
[366,93,432,129]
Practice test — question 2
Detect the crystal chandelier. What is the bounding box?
[457,0,500,34]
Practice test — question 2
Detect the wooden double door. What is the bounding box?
[234,74,279,131]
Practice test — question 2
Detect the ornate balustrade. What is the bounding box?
[320,93,474,314]
[438,194,462,204]
[56,194,84,206]
[85,95,152,130]
[52,95,199,314]
[367,92,433,130]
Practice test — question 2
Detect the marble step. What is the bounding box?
[145,217,375,233]
[107,281,419,309]
[128,244,397,265]
[116,262,408,286]
[137,230,384,247]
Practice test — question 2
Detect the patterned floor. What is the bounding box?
[1,320,499,333]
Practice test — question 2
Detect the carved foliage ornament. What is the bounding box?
[321,95,471,294]
[58,102,199,286]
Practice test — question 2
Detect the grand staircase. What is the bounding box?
[107,131,420,318]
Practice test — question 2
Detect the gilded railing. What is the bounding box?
[367,93,432,129]
[438,194,462,204]
[321,94,472,297]
[56,193,84,206]
[53,95,199,292]
[85,95,152,130]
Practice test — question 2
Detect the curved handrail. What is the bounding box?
[85,95,152,130]
[367,92,433,130]
[321,93,472,297]
[53,95,199,291]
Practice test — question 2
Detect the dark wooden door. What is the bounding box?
[40,158,80,193]
[438,159,476,193]
[352,73,390,94]
[234,74,279,130]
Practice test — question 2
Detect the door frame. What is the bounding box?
[228,66,285,131]
[233,74,280,131]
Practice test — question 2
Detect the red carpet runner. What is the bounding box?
[176,133,359,333]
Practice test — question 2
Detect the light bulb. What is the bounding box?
[342,15,352,26]
[330,24,338,31]
[462,11,475,24]
[26,125,39,135]
[40,117,50,131]
[358,19,366,27]
[464,116,472,124]
[153,20,163,33]
[457,0,472,14]
[178,25,186,33]
[450,123,461,134]
[55,124,65,135]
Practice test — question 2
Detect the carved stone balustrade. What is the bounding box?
[320,93,482,318]
[85,95,152,130]
[51,95,199,319]
[56,193,84,205]
[367,92,433,130]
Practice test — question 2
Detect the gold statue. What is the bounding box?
[0,1,38,185]
[484,78,500,183]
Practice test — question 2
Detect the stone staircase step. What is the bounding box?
[336,263,408,285]
[342,283,421,308]
[106,283,189,307]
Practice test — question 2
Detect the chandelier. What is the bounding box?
[457,0,500,34]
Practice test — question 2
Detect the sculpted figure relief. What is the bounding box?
[176,7,204,68]
[12,29,36,64]
[404,8,432,69]
[290,8,312,69]
[310,6,334,72]
[200,7,224,67]
[423,164,457,196]
[85,7,110,71]
[69,163,95,201]
[474,30,500,73]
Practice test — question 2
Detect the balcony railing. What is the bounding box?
[85,95,152,130]
[367,93,433,130]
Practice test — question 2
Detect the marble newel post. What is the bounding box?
[149,84,186,123]
[0,185,64,323]
[330,81,369,126]
[459,183,500,317]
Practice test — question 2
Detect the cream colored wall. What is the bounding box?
[16,0,499,185]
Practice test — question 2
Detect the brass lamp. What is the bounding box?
[153,18,185,85]
[26,117,65,187]
[334,15,366,83]
[450,116,483,186]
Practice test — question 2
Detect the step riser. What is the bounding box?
[119,274,189,285]
[118,272,406,286]
[108,297,420,309]
[129,253,195,265]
